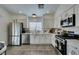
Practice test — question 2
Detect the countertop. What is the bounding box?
[55,34,79,39]
[22,32,55,35]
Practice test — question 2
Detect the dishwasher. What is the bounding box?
[22,33,30,45]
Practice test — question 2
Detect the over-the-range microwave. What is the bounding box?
[60,14,75,27]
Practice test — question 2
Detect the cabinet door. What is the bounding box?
[66,5,79,27]
[45,34,51,44]
[39,35,46,44]
[66,7,74,16]
[67,45,79,55]
[43,14,54,29]
[54,16,61,28]
[35,35,40,44]
[39,35,45,44]
[75,5,79,27]
[22,34,26,44]
[38,34,51,44]
[30,35,35,44]
[51,34,56,47]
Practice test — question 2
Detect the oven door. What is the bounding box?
[55,40,59,49]
[60,40,67,55]
[55,39,67,55]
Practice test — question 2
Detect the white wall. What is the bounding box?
[10,14,27,28]
[0,6,11,44]
[0,6,28,45]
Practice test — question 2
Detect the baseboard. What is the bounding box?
[30,43,51,45]
[7,44,21,46]
[22,43,30,45]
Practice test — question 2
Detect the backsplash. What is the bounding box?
[62,26,79,34]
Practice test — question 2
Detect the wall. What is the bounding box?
[10,14,27,28]
[0,6,27,45]
[54,4,79,34]
[0,6,11,45]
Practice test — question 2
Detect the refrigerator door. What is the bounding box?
[12,22,15,36]
[11,22,21,45]
[14,23,21,35]
[11,22,21,35]
[12,35,20,45]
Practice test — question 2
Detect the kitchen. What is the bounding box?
[0,4,79,55]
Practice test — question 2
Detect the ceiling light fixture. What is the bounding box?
[19,11,22,14]
[46,11,50,14]
[32,14,37,17]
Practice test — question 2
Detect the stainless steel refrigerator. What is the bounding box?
[8,21,22,46]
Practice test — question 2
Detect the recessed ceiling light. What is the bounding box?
[19,11,22,14]
[46,11,50,14]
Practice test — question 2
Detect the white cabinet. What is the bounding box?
[54,16,61,28]
[30,34,51,44]
[43,14,54,29]
[67,45,79,55]
[67,40,79,55]
[51,34,56,47]
[30,34,40,44]
[39,34,51,44]
[75,5,79,27]
[66,7,74,16]
[34,35,40,44]
[64,5,79,27]
[30,34,35,44]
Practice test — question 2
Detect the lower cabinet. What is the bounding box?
[30,34,51,44]
[67,45,79,55]
[51,34,56,47]
[67,40,79,55]
[39,34,51,44]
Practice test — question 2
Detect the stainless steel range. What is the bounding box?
[55,34,79,55]
[55,35,67,55]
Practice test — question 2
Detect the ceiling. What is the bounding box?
[1,4,59,17]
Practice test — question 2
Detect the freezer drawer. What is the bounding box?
[12,36,20,45]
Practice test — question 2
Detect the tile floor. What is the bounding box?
[6,44,60,55]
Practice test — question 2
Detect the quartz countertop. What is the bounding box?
[22,32,55,35]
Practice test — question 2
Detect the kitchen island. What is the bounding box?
[22,33,55,44]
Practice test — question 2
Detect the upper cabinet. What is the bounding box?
[61,6,76,27]
[75,5,79,27]
[62,5,79,27]
[54,5,79,28]
[43,14,54,29]
[60,5,79,28]
[54,16,61,28]
[66,7,74,16]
